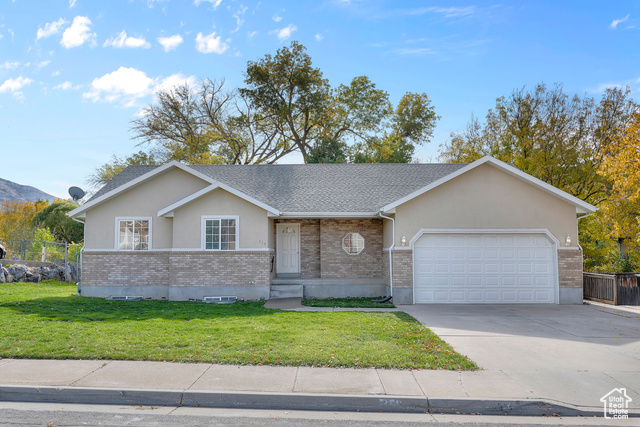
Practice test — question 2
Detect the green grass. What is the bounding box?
[302,297,396,308]
[0,281,477,370]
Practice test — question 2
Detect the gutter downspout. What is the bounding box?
[378,211,395,299]
[70,217,85,295]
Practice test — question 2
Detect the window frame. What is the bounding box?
[342,232,365,255]
[201,215,239,251]
[115,217,152,251]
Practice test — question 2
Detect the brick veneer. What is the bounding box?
[558,249,583,288]
[83,251,272,289]
[319,219,383,279]
[83,252,170,287]
[390,250,413,288]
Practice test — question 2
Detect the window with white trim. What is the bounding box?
[117,219,150,251]
[343,232,364,255]
[203,217,237,250]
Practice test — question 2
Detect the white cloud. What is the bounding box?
[404,6,474,18]
[37,60,51,68]
[36,18,66,40]
[69,0,77,7]
[52,70,61,76]
[154,73,197,94]
[231,5,248,33]
[394,47,434,55]
[54,81,82,90]
[0,76,33,98]
[83,67,154,105]
[315,33,324,41]
[61,16,96,48]
[270,24,297,41]
[103,30,151,49]
[247,30,257,38]
[195,31,229,54]
[0,61,20,70]
[610,14,630,29]
[273,14,282,22]
[83,67,196,107]
[158,34,184,51]
[194,0,222,8]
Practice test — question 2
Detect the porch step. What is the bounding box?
[270,284,304,299]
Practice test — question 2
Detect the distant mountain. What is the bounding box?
[0,177,57,203]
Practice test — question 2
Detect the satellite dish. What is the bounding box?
[68,186,86,203]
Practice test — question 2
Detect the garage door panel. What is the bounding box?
[414,233,557,304]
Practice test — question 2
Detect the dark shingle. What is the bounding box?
[91,163,467,213]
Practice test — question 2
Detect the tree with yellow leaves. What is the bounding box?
[0,200,49,240]
[599,112,640,250]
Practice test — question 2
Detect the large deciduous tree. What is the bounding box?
[439,84,637,205]
[99,41,440,183]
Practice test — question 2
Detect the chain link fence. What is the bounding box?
[0,238,81,282]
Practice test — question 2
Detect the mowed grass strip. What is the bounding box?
[0,281,477,370]
[302,297,396,308]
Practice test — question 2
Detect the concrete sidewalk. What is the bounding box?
[0,358,615,416]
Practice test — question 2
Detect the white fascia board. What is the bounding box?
[278,212,379,218]
[68,161,217,218]
[157,184,220,217]
[157,183,280,217]
[382,155,597,214]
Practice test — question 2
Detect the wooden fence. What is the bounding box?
[583,272,640,305]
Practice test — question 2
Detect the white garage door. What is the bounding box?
[414,233,557,304]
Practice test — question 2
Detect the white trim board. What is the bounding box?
[159,184,280,217]
[382,156,597,215]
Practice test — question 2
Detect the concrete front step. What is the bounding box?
[270,284,303,299]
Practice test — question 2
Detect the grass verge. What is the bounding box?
[302,297,396,308]
[0,281,477,370]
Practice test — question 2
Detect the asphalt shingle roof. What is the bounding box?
[91,163,468,214]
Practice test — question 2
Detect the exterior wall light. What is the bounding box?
[565,235,571,247]
[401,235,407,246]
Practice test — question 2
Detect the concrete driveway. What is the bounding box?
[400,303,640,410]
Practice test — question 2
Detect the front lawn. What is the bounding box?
[0,281,476,370]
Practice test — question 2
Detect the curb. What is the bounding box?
[0,385,622,417]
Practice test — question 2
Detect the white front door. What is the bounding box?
[277,223,300,274]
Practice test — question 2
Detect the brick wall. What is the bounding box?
[391,250,413,288]
[82,251,272,289]
[83,252,170,287]
[319,218,383,279]
[558,249,583,288]
[169,251,272,287]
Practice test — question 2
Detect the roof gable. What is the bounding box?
[157,183,280,217]
[68,161,277,218]
[382,156,597,214]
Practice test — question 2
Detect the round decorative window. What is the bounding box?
[342,233,364,255]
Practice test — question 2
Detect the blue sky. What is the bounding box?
[1,0,638,199]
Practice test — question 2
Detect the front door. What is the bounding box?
[276,223,300,275]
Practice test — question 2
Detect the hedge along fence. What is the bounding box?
[583,273,640,305]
